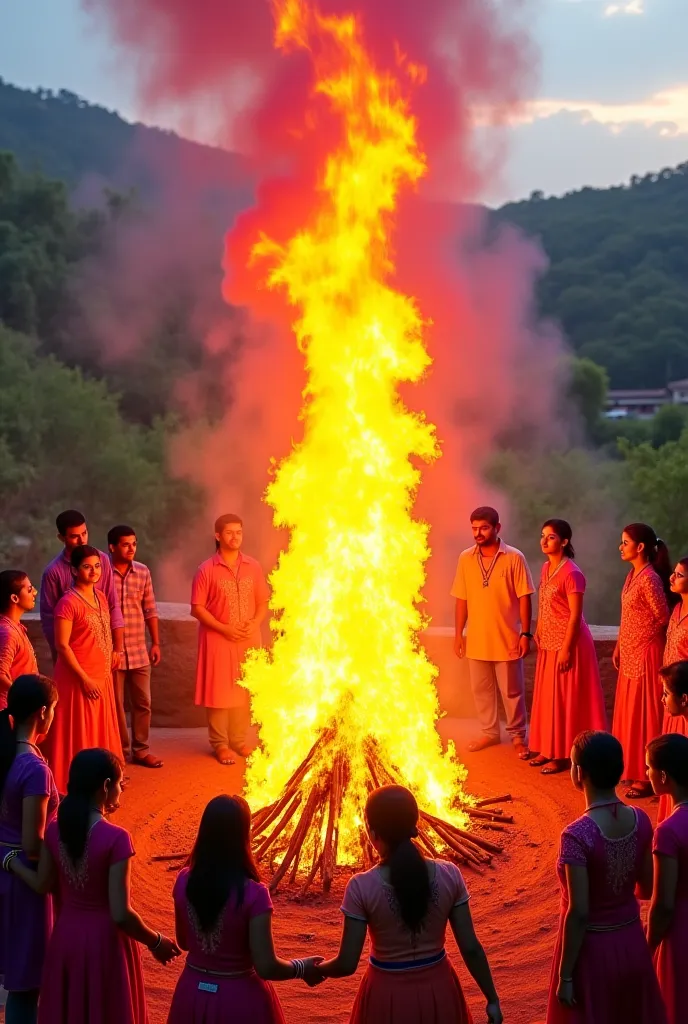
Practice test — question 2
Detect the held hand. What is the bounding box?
[149,643,162,666]
[556,978,576,1008]
[486,1000,503,1024]
[151,935,181,965]
[111,651,123,672]
[612,643,620,671]
[302,956,326,987]
[81,677,101,701]
[454,635,466,659]
[518,635,531,659]
[223,624,248,642]
[558,647,571,672]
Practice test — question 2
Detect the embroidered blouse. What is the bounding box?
[664,603,688,666]
[618,567,669,679]
[536,560,588,651]
[341,859,470,962]
[557,808,652,929]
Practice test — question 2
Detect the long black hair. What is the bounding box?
[366,785,431,934]
[623,523,673,602]
[0,570,29,614]
[186,795,260,933]
[542,519,576,559]
[0,674,57,799]
[57,749,123,863]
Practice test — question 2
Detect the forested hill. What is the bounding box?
[1,78,687,390]
[0,78,249,201]
[496,165,688,388]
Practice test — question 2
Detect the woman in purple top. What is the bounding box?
[168,795,322,1024]
[10,748,180,1024]
[646,733,688,1024]
[0,674,58,1024]
[546,730,666,1024]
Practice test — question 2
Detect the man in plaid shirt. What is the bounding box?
[108,524,163,768]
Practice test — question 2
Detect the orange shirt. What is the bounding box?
[0,616,39,708]
[450,541,534,662]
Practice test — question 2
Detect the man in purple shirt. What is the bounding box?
[39,509,124,663]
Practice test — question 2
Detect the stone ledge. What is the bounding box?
[24,607,619,728]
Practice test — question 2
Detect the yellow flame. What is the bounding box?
[244,0,471,861]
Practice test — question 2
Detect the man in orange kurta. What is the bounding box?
[191,514,269,764]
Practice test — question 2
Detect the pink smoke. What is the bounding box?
[84,0,563,620]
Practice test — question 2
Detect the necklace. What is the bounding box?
[546,556,569,582]
[17,740,45,760]
[477,547,500,588]
[585,798,623,811]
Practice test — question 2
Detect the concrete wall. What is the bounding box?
[24,606,619,728]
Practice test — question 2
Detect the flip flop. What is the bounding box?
[214,747,236,766]
[541,761,569,775]
[467,737,501,753]
[133,753,164,769]
[529,756,551,768]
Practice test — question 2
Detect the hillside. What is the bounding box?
[496,166,688,388]
[1,78,687,388]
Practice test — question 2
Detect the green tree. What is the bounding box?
[568,356,609,437]
[620,430,688,559]
[651,403,688,449]
[0,325,200,577]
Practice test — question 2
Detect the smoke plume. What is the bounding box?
[83,0,570,621]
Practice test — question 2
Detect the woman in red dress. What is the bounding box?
[656,559,688,821]
[612,523,671,799]
[530,520,607,774]
[42,547,123,793]
[0,571,39,707]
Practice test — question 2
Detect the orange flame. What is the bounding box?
[243,0,472,862]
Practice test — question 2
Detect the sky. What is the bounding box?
[0,0,686,203]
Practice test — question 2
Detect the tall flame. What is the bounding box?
[243,0,471,860]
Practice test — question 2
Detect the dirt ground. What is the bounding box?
[0,718,657,1023]
[113,716,647,1024]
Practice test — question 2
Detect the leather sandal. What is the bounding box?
[214,746,236,766]
[133,753,164,768]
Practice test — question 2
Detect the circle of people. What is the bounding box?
[0,506,687,1024]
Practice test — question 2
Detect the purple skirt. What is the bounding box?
[546,917,668,1024]
[0,852,53,991]
[167,965,286,1024]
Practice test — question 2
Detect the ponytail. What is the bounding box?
[387,836,433,934]
[365,785,432,934]
[623,523,674,603]
[58,748,122,863]
[0,708,17,799]
[655,539,674,603]
[0,674,57,799]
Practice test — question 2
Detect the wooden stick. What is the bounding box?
[416,827,442,860]
[475,794,512,807]
[299,851,323,897]
[427,820,486,867]
[253,727,334,835]
[255,791,302,861]
[467,808,514,824]
[420,811,502,856]
[270,786,321,892]
[321,763,339,893]
[152,853,188,863]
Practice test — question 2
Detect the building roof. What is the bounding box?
[607,389,667,399]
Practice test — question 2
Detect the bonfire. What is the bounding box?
[228,0,514,892]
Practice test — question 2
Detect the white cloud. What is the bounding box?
[512,84,688,134]
[604,0,644,15]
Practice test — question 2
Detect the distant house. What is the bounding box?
[605,380,688,419]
